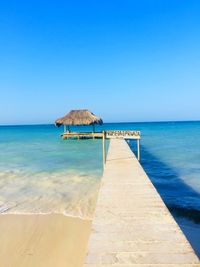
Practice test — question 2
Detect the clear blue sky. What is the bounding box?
[0,0,200,124]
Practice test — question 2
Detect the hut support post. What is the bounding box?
[137,139,140,161]
[92,124,95,139]
[102,131,106,168]
[64,125,67,132]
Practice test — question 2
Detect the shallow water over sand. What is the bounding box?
[0,125,104,218]
[0,170,99,218]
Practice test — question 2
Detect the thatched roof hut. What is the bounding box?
[55,109,103,127]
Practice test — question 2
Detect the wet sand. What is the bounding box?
[0,214,91,267]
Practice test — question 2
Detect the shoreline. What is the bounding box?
[0,211,94,221]
[0,213,91,267]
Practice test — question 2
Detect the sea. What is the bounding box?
[0,121,199,256]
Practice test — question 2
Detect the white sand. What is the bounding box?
[0,214,91,267]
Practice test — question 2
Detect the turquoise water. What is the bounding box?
[0,125,105,218]
[0,122,200,255]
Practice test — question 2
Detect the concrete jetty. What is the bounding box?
[84,139,200,266]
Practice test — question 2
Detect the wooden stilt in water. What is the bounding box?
[102,131,106,168]
[92,125,95,139]
[137,138,140,161]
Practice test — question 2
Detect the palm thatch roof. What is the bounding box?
[55,109,103,127]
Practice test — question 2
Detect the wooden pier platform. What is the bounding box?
[84,139,200,266]
[61,132,103,140]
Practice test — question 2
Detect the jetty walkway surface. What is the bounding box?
[84,139,200,267]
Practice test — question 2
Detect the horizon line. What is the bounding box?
[0,119,200,127]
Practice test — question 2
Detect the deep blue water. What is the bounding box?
[0,121,199,256]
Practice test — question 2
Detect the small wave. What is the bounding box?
[0,169,100,219]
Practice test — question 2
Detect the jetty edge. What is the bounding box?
[83,138,200,266]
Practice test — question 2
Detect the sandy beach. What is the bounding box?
[0,214,91,267]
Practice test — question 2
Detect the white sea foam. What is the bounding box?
[0,169,100,219]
